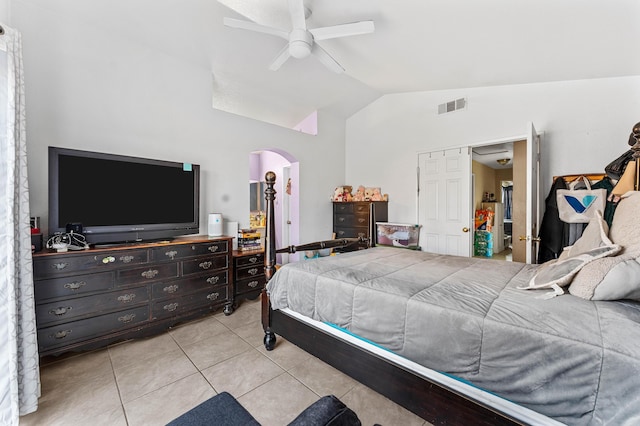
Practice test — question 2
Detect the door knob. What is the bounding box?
[462,227,470,233]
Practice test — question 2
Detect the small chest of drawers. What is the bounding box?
[33,236,233,357]
[333,201,388,251]
[233,250,265,302]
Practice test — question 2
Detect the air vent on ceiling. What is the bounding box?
[438,98,466,115]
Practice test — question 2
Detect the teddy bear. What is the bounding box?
[364,187,378,201]
[332,186,353,202]
[352,185,366,201]
[370,187,384,201]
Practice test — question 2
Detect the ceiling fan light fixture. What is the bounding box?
[289,29,312,58]
[496,158,510,166]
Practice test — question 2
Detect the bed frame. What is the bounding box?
[260,171,523,426]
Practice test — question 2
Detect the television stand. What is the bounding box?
[33,236,233,357]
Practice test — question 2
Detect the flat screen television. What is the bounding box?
[48,147,200,245]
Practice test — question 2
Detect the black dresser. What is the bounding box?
[33,236,233,357]
[332,201,388,251]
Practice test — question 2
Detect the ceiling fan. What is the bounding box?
[223,0,374,73]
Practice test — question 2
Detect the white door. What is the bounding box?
[418,148,472,256]
[525,122,541,263]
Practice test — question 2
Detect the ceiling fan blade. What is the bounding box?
[288,0,307,30]
[223,17,289,40]
[312,44,345,74]
[309,21,374,41]
[269,45,292,71]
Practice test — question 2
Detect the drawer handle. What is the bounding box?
[206,276,220,285]
[141,269,159,279]
[199,261,213,270]
[64,281,86,291]
[338,217,345,222]
[338,231,345,237]
[118,313,136,323]
[52,262,69,270]
[102,256,116,264]
[248,280,259,288]
[163,302,179,312]
[248,257,258,264]
[163,284,179,294]
[357,218,366,224]
[165,250,178,260]
[117,293,136,303]
[51,330,72,339]
[49,306,72,316]
[207,292,220,301]
[119,255,135,263]
[208,245,219,253]
[247,268,259,276]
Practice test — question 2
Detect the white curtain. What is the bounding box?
[0,23,41,425]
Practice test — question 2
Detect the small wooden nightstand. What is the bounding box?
[232,249,265,302]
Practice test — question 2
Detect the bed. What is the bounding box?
[259,171,640,425]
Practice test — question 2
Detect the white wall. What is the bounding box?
[346,77,640,224]
[13,1,346,243]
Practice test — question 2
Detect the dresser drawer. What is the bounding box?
[182,255,228,276]
[333,203,354,214]
[334,213,369,227]
[152,271,229,299]
[34,250,148,279]
[152,287,229,319]
[117,262,179,285]
[236,264,264,281]
[34,271,114,300]
[36,286,149,326]
[235,252,264,268]
[37,305,149,351]
[334,227,369,239]
[151,240,229,262]
[236,276,266,295]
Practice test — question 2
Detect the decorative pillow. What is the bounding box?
[609,191,640,247]
[569,245,640,300]
[569,193,640,301]
[520,211,621,298]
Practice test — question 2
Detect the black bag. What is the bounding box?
[605,149,634,180]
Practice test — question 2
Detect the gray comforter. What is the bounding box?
[267,247,640,425]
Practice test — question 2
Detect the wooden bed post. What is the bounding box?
[262,171,277,350]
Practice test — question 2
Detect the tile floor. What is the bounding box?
[20,298,430,426]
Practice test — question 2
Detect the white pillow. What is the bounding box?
[609,191,640,247]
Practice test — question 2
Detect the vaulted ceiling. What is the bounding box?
[53,0,640,129]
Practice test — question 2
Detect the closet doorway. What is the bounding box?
[471,123,540,263]
[472,143,514,261]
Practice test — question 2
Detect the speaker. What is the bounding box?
[208,213,223,237]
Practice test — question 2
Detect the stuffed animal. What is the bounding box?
[370,188,384,201]
[332,186,353,202]
[364,187,380,201]
[352,185,366,201]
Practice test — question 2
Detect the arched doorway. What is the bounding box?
[249,149,299,264]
